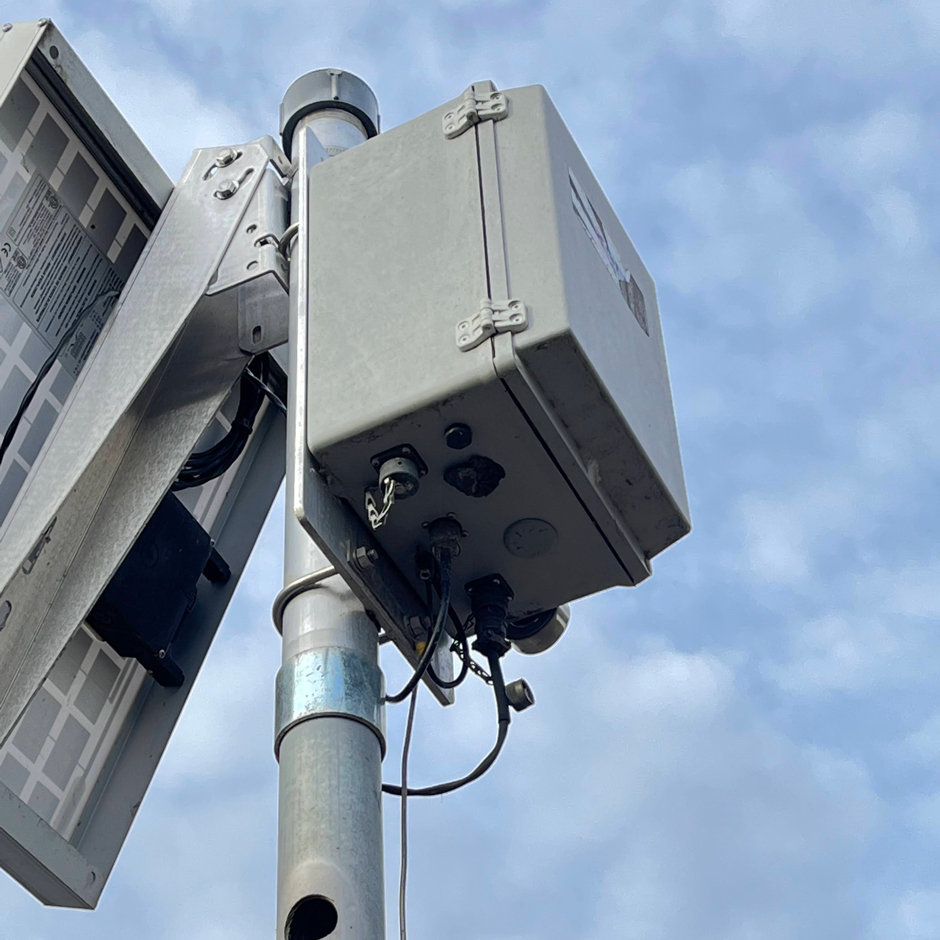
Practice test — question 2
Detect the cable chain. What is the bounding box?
[451,640,492,685]
[366,475,397,529]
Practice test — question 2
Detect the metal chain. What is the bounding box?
[450,639,492,685]
[366,475,397,529]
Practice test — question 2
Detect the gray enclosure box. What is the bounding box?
[306,82,689,622]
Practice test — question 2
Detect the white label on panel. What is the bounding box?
[1,174,124,377]
[568,168,649,335]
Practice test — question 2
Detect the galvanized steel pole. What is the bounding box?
[277,71,385,940]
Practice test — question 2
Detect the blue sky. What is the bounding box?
[2,0,939,937]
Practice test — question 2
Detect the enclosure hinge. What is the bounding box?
[456,299,528,351]
[443,84,509,139]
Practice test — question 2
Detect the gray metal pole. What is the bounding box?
[277,72,385,940]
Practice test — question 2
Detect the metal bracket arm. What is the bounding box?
[0,136,291,748]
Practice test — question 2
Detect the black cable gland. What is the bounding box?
[427,516,464,561]
[467,573,513,659]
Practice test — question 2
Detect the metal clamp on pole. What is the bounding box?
[275,647,386,759]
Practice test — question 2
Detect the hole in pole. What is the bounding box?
[286,896,338,940]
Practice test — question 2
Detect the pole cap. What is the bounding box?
[280,69,379,153]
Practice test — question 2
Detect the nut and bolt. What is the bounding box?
[353,546,379,570]
[215,147,237,167]
[2,24,13,32]
[215,179,239,199]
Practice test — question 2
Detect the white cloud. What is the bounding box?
[909,791,940,837]
[874,889,940,940]
[68,29,253,180]
[423,635,883,940]
[813,109,925,186]
[714,0,936,70]
[764,613,904,695]
[738,476,866,586]
[856,382,940,476]
[1,0,937,937]
[904,713,940,763]
[664,158,843,321]
[865,561,940,620]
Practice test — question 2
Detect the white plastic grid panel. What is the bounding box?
[0,68,149,528]
[0,392,262,840]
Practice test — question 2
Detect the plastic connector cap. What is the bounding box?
[504,678,535,712]
[378,456,420,499]
[280,68,380,154]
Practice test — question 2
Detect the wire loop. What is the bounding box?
[271,565,339,634]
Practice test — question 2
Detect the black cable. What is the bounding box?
[0,289,120,470]
[385,549,452,704]
[382,654,511,798]
[398,687,418,940]
[243,367,287,415]
[426,579,471,690]
[172,355,269,491]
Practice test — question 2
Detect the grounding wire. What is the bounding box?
[382,654,512,798]
[398,686,418,940]
[0,289,120,471]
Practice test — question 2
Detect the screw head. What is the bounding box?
[215,179,239,199]
[216,147,236,167]
[2,23,13,32]
[37,19,49,27]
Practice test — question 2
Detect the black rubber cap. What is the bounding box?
[280,68,379,154]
